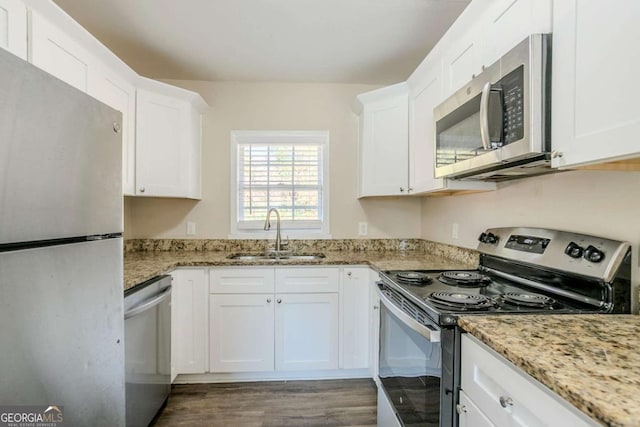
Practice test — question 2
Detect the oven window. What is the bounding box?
[379,303,441,426]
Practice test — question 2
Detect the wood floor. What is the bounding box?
[152,379,378,427]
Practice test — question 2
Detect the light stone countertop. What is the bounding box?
[123,249,475,291]
[458,315,640,427]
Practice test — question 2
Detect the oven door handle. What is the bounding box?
[376,286,441,343]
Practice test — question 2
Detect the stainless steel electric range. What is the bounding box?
[375,227,632,427]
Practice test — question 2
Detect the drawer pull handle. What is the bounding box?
[456,404,467,414]
[499,396,513,408]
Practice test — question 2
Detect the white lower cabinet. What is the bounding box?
[209,293,275,373]
[458,390,495,427]
[208,267,352,375]
[461,334,598,426]
[275,292,339,371]
[341,267,370,370]
[170,269,208,381]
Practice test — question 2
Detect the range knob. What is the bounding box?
[564,242,583,258]
[583,245,605,263]
[478,232,499,244]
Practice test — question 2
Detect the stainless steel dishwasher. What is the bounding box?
[124,275,172,427]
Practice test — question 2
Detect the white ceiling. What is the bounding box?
[53,0,470,84]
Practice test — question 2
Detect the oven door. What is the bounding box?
[377,285,443,426]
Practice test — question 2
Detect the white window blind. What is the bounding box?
[232,131,329,234]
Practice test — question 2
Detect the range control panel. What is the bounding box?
[477,227,631,281]
[505,235,550,254]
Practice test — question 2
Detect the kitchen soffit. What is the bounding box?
[53,0,470,84]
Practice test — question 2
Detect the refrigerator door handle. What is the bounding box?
[124,286,172,319]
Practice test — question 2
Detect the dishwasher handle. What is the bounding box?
[124,286,172,319]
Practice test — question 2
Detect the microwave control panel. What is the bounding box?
[498,65,524,144]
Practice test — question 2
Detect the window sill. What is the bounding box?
[228,231,332,240]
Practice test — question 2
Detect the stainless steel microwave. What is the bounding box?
[434,34,552,181]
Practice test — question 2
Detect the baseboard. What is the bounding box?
[173,368,372,384]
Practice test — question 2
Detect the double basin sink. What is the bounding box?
[227,252,326,262]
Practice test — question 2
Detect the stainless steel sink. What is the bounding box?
[227,253,325,262]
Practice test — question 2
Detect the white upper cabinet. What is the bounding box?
[0,0,26,59]
[484,0,552,66]
[441,0,488,95]
[135,79,207,199]
[29,10,91,92]
[88,65,137,195]
[552,0,640,169]
[407,48,495,195]
[356,83,409,197]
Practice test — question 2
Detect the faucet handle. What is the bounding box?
[281,236,291,251]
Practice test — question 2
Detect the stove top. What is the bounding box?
[379,268,605,326]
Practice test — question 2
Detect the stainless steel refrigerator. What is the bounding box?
[0,49,125,425]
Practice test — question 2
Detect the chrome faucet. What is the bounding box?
[263,208,284,252]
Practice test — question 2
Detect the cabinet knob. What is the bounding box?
[551,150,563,159]
[113,122,121,133]
[347,271,352,277]
[267,298,271,303]
[456,404,467,414]
[373,305,379,310]
[400,187,405,193]
[139,187,145,193]
[408,187,413,193]
[499,396,514,408]
[277,298,282,304]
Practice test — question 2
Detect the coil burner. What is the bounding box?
[427,292,495,311]
[395,271,432,286]
[438,271,491,287]
[500,292,557,309]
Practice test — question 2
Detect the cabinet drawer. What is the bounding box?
[275,268,339,293]
[461,334,597,426]
[458,390,495,427]
[209,268,275,294]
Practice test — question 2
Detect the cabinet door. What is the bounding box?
[341,267,370,370]
[171,269,208,378]
[88,66,136,195]
[408,52,445,194]
[275,293,339,371]
[552,0,640,168]
[358,84,409,197]
[0,0,26,59]
[135,88,190,197]
[369,271,381,378]
[209,294,274,373]
[186,107,202,199]
[458,390,496,427]
[29,11,91,92]
[484,0,552,66]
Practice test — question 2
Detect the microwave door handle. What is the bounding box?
[479,82,492,150]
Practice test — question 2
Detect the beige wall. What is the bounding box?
[125,81,423,239]
[421,170,640,311]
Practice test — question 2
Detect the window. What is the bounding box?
[230,131,330,238]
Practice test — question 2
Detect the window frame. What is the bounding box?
[229,130,331,239]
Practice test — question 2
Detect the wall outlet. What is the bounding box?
[187,221,196,235]
[358,222,368,236]
[452,222,459,239]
